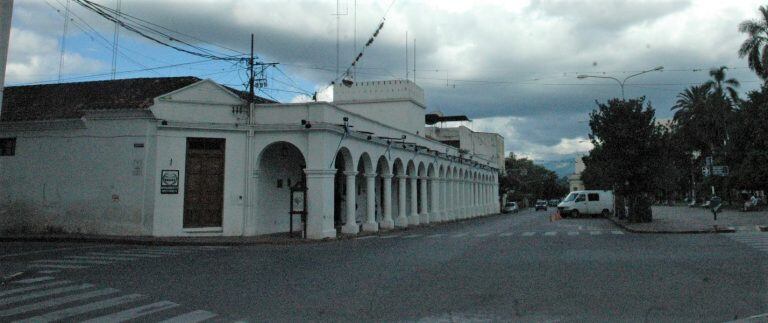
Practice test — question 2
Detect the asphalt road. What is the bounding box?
[1,208,767,322]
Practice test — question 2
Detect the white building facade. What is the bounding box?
[0,77,502,239]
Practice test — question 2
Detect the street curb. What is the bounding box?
[605,216,737,234]
[0,212,506,246]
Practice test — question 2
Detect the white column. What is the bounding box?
[304,169,337,239]
[380,174,394,229]
[408,175,420,226]
[362,173,378,232]
[453,178,459,220]
[419,176,429,224]
[430,178,441,222]
[460,178,467,219]
[341,171,359,234]
[395,175,408,227]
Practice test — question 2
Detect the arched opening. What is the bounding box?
[256,141,306,235]
[333,147,354,231]
[375,156,390,223]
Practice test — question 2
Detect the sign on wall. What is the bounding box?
[161,170,180,194]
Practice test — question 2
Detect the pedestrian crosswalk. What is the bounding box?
[727,233,768,254]
[24,246,229,272]
[0,277,220,322]
[357,230,625,240]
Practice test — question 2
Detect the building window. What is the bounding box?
[0,138,16,156]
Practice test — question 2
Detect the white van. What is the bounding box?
[557,190,614,218]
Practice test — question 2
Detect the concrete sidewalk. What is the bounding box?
[608,206,768,233]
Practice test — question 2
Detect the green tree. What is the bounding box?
[582,97,668,222]
[739,5,768,80]
[729,84,768,192]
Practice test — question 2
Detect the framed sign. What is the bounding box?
[161,170,180,194]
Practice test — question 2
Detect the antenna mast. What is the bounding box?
[58,0,71,82]
[111,0,121,79]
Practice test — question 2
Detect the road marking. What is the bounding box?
[100,252,164,258]
[33,259,113,265]
[428,234,446,238]
[82,300,179,323]
[0,281,71,297]
[159,310,218,323]
[0,246,107,260]
[27,264,89,269]
[18,294,146,323]
[65,256,136,261]
[36,270,60,274]
[122,250,182,256]
[355,236,377,240]
[544,232,557,236]
[0,283,93,306]
[402,234,422,239]
[379,235,400,239]
[475,233,492,237]
[568,231,579,236]
[589,231,602,235]
[11,276,55,284]
[0,288,119,317]
[521,232,535,237]
[611,230,624,235]
[451,233,469,238]
[499,232,515,237]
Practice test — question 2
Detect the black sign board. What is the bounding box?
[161,170,180,194]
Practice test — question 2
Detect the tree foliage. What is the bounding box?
[500,153,568,205]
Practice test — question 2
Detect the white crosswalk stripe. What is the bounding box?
[611,230,624,235]
[0,280,220,322]
[65,256,136,261]
[499,232,515,237]
[159,310,218,323]
[33,259,113,265]
[0,283,93,306]
[589,231,602,235]
[544,232,557,236]
[27,264,89,269]
[16,294,146,322]
[87,252,161,258]
[0,288,119,317]
[568,231,579,236]
[82,300,178,322]
[11,276,55,284]
[521,232,536,237]
[451,233,469,238]
[0,281,70,297]
[428,233,446,238]
[475,233,492,237]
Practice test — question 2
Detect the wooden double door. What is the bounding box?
[183,138,225,228]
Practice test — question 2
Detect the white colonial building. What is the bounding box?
[0,77,502,239]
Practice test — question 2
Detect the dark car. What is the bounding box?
[535,200,548,211]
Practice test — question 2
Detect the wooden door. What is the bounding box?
[183,138,225,228]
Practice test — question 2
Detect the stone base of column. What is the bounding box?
[394,215,409,228]
[380,218,395,229]
[408,214,420,226]
[341,223,360,234]
[362,222,379,232]
[430,212,441,223]
[419,213,430,224]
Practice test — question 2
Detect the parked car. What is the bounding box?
[503,202,519,214]
[557,190,614,218]
[534,200,548,211]
[548,199,560,207]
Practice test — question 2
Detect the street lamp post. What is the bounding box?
[577,66,664,100]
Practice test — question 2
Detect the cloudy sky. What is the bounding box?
[5,0,765,173]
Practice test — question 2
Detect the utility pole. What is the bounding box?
[0,0,13,116]
[248,33,254,106]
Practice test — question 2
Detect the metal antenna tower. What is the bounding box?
[110,0,121,79]
[58,0,71,82]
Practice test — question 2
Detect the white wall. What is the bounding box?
[151,127,247,236]
[424,126,504,171]
[332,80,426,135]
[0,116,152,235]
[0,0,13,113]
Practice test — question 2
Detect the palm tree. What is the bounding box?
[739,5,768,80]
[703,66,740,105]
[671,85,709,124]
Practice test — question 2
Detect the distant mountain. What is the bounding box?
[535,160,575,178]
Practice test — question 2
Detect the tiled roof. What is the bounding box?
[0,76,274,122]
